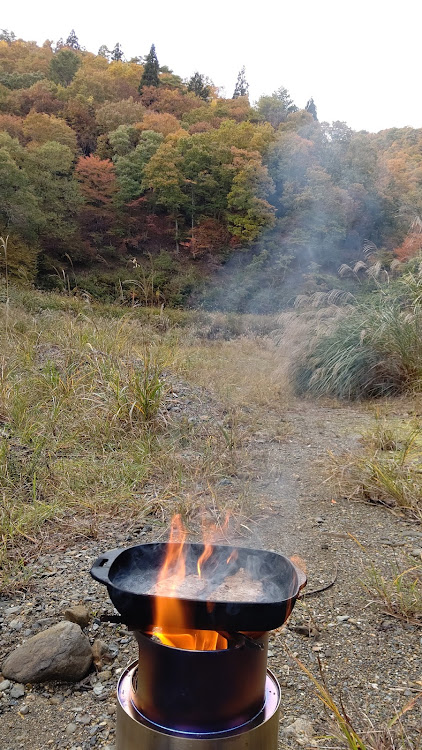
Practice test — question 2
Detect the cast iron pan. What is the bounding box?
[90,543,306,632]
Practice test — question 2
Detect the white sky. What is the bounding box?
[3,0,422,133]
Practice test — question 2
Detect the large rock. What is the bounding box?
[2,621,92,683]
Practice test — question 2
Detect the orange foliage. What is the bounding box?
[185,218,231,258]
[136,112,181,137]
[140,86,202,118]
[0,113,25,142]
[395,231,422,261]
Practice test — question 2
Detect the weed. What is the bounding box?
[333,420,422,522]
[0,286,262,588]
[362,562,422,626]
[289,650,420,749]
[289,275,422,400]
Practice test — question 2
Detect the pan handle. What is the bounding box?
[289,557,307,593]
[90,547,122,585]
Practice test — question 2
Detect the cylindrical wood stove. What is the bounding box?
[116,661,280,749]
[91,542,306,750]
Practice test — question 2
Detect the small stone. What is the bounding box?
[0,680,11,691]
[337,615,350,622]
[9,619,23,631]
[64,605,91,629]
[92,640,116,671]
[410,548,422,558]
[315,517,324,524]
[49,695,64,705]
[99,670,112,681]
[66,723,77,735]
[18,704,29,715]
[93,684,104,696]
[284,718,318,747]
[5,606,22,616]
[77,714,91,725]
[10,684,25,699]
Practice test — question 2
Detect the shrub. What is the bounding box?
[290,290,422,400]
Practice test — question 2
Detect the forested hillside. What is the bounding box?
[1,29,421,309]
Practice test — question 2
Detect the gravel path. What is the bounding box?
[0,396,421,749]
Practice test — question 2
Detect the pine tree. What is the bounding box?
[187,72,211,101]
[233,66,249,99]
[65,29,80,50]
[0,29,16,43]
[138,44,160,93]
[111,43,124,62]
[305,97,318,120]
[98,45,111,60]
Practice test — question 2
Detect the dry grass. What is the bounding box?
[331,414,422,523]
[180,336,291,409]
[290,650,421,750]
[0,290,267,589]
[362,561,422,627]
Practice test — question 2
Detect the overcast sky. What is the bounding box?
[3,0,422,133]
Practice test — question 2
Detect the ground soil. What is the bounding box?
[0,391,421,749]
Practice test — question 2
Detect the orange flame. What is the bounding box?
[152,514,228,651]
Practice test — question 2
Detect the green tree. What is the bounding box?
[49,48,81,86]
[109,124,138,158]
[0,29,16,43]
[233,66,249,99]
[111,43,124,62]
[257,87,297,128]
[98,45,111,60]
[0,138,39,238]
[65,30,80,50]
[115,130,163,203]
[143,137,189,250]
[25,141,82,256]
[138,44,159,93]
[305,97,318,120]
[187,72,211,101]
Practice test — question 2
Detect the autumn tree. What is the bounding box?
[75,155,118,253]
[63,99,98,154]
[233,66,249,99]
[227,147,275,243]
[96,97,145,133]
[23,112,77,152]
[143,137,189,250]
[12,79,61,116]
[138,44,159,92]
